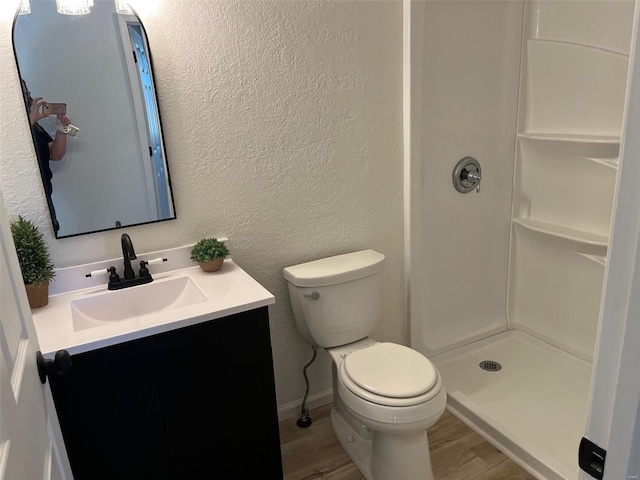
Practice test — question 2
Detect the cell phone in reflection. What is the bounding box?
[42,103,67,115]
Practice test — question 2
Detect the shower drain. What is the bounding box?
[479,360,502,372]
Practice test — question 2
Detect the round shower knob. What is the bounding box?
[453,157,482,193]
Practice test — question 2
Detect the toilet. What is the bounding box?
[284,249,446,480]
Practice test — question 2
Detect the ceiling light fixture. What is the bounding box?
[115,0,133,15]
[55,0,91,16]
[18,0,31,15]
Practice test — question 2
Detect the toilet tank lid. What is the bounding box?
[284,250,385,287]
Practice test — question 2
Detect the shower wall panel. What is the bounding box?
[507,0,634,362]
[527,0,634,55]
[413,1,523,356]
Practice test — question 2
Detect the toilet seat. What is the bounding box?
[339,342,440,407]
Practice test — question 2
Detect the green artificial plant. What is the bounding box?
[10,216,55,285]
[190,237,230,263]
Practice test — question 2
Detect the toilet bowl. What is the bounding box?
[335,342,446,428]
[284,250,447,480]
[327,339,446,480]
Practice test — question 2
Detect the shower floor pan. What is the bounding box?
[430,330,591,480]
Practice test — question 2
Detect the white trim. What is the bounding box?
[604,256,640,477]
[9,338,28,402]
[116,13,157,219]
[45,395,72,480]
[42,442,52,480]
[277,388,333,422]
[0,441,10,479]
[403,0,425,356]
[582,2,640,478]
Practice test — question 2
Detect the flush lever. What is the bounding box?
[304,291,320,300]
[453,157,482,193]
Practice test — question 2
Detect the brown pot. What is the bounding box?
[25,280,49,308]
[198,258,224,272]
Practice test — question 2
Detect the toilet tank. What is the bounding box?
[283,250,385,348]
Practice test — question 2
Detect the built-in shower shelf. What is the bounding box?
[513,217,609,247]
[575,252,607,267]
[518,133,620,170]
[581,156,619,169]
[518,132,620,145]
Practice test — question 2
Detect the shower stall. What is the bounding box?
[406,1,636,478]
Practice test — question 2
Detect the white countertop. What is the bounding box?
[33,259,275,358]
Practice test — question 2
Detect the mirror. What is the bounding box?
[12,0,176,238]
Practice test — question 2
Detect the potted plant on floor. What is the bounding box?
[190,237,229,272]
[11,216,55,308]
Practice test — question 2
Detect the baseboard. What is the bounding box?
[277,388,333,422]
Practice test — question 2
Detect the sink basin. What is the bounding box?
[71,276,208,331]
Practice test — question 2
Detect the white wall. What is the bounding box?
[0,0,404,412]
[13,0,152,237]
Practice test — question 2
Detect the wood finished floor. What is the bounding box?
[279,403,537,480]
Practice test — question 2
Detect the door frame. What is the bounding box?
[582,3,640,478]
[117,13,158,220]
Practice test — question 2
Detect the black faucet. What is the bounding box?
[121,233,137,280]
[84,233,167,289]
[106,233,154,290]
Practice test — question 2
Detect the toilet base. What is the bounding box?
[330,407,436,480]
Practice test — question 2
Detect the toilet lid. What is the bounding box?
[343,343,437,398]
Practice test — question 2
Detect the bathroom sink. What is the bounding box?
[71,276,208,331]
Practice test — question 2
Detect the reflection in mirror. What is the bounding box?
[13,0,176,238]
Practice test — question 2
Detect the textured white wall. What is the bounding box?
[0,0,404,409]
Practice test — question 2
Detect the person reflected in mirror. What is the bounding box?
[21,79,71,234]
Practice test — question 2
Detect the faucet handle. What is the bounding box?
[144,257,167,266]
[85,266,120,284]
[139,261,150,278]
[139,258,167,277]
[86,268,109,278]
[108,266,120,284]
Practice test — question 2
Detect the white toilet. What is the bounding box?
[284,249,447,480]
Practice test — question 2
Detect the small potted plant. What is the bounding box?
[11,216,55,308]
[190,237,229,272]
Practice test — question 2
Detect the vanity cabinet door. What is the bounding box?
[52,382,171,479]
[48,307,282,479]
[158,351,282,477]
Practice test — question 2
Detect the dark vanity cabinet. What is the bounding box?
[48,307,283,479]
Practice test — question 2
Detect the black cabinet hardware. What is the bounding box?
[36,350,72,384]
